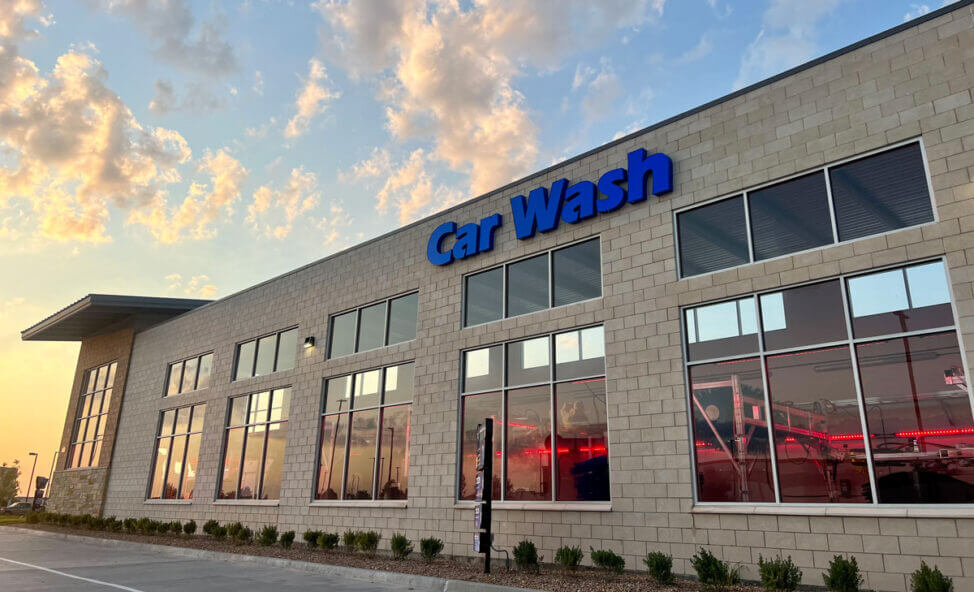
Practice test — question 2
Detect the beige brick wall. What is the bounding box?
[94,6,974,591]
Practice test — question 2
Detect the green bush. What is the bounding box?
[211,525,227,540]
[167,521,182,535]
[123,518,138,533]
[106,517,123,532]
[156,521,170,534]
[911,562,954,592]
[235,526,254,544]
[513,540,539,571]
[690,548,740,588]
[317,532,339,550]
[759,555,802,591]
[590,548,626,574]
[202,519,220,536]
[226,522,244,539]
[823,555,863,592]
[24,511,40,524]
[391,533,413,560]
[554,546,583,570]
[280,531,295,550]
[356,531,380,556]
[183,520,196,535]
[90,517,107,531]
[136,518,157,535]
[420,537,444,562]
[644,551,674,585]
[343,530,359,550]
[258,525,278,546]
[303,530,322,547]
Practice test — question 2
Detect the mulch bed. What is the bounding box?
[11,524,763,592]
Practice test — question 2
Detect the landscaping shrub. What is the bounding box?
[823,555,863,592]
[391,533,413,560]
[226,522,244,539]
[759,555,802,591]
[280,531,295,550]
[911,562,954,592]
[420,537,444,563]
[303,530,322,547]
[90,517,107,531]
[235,526,254,544]
[183,520,196,535]
[690,548,740,588]
[356,531,380,556]
[554,545,583,571]
[123,518,138,533]
[317,532,339,550]
[136,518,156,535]
[202,519,220,536]
[25,511,40,524]
[211,525,227,540]
[106,517,123,532]
[343,530,359,550]
[157,521,170,534]
[513,540,540,571]
[644,551,674,585]
[258,525,278,546]
[590,548,626,574]
[167,521,182,535]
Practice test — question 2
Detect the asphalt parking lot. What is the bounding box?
[0,528,404,591]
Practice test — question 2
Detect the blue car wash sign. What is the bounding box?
[426,148,673,266]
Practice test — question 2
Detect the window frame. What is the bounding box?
[681,257,974,508]
[232,327,298,382]
[215,387,291,501]
[164,352,214,397]
[146,403,206,501]
[326,291,419,359]
[66,361,117,470]
[674,138,937,279]
[460,236,603,329]
[456,325,610,505]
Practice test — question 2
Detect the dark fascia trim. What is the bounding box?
[141,0,974,325]
[21,294,211,341]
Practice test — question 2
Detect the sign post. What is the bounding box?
[473,418,493,573]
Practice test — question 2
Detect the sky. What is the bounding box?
[0,0,959,495]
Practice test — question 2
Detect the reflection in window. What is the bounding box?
[554,326,606,380]
[463,345,503,392]
[460,392,502,501]
[760,281,846,351]
[357,303,387,352]
[507,337,550,386]
[506,386,552,500]
[328,312,356,358]
[848,261,953,338]
[218,388,290,500]
[465,268,504,326]
[316,363,413,500]
[68,361,116,469]
[685,297,759,361]
[748,172,833,261]
[555,379,609,501]
[234,329,298,380]
[329,293,419,358]
[678,195,749,277]
[552,239,601,307]
[507,255,549,317]
[388,293,419,346]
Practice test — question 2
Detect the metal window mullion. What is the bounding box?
[681,308,700,505]
[851,325,956,344]
[754,297,781,504]
[176,430,191,498]
[371,407,383,500]
[549,333,557,502]
[823,166,840,243]
[548,251,554,309]
[502,262,509,319]
[384,299,392,347]
[340,411,353,500]
[840,279,880,505]
[902,268,914,310]
[353,309,361,354]
[743,192,755,263]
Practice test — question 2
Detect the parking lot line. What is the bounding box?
[0,556,147,591]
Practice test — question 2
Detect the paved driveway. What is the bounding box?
[0,528,405,591]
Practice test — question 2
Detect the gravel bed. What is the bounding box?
[12,524,763,592]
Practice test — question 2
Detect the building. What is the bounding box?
[21,3,974,590]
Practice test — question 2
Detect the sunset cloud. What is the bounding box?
[165,273,217,298]
[283,58,340,139]
[248,167,320,239]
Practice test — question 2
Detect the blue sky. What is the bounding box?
[0,0,959,477]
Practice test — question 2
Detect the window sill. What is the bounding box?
[144,499,192,505]
[692,504,974,518]
[453,501,611,512]
[310,500,407,509]
[212,499,280,507]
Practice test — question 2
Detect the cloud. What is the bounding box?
[165,273,217,298]
[903,4,931,21]
[148,78,227,114]
[0,0,46,42]
[733,0,842,90]
[283,58,340,139]
[247,167,320,239]
[252,70,264,95]
[88,0,237,76]
[316,202,360,248]
[678,32,712,62]
[573,58,623,122]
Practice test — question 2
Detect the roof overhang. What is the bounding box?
[21,294,210,342]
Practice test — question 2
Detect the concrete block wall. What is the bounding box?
[97,5,974,591]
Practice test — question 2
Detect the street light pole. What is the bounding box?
[25,452,38,504]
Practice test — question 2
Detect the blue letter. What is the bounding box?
[452,223,479,260]
[596,168,627,213]
[561,181,597,224]
[627,149,673,203]
[510,179,568,239]
[427,221,456,266]
[478,213,502,253]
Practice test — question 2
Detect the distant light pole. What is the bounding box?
[46,451,59,499]
[25,452,38,504]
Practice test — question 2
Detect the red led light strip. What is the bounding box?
[894,427,974,438]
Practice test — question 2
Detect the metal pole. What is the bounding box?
[25,453,38,505]
[45,451,58,500]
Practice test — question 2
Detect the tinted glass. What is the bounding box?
[678,196,749,277]
[766,346,871,503]
[150,437,170,499]
[167,361,183,396]
[160,409,176,435]
[254,335,277,376]
[505,386,552,501]
[229,396,249,426]
[847,262,953,338]
[106,362,117,387]
[463,345,503,392]
[858,332,974,503]
[749,172,833,261]
[507,254,549,316]
[460,392,502,501]
[316,414,347,499]
[383,363,414,404]
[239,425,266,499]
[180,357,198,392]
[387,293,418,345]
[344,409,378,499]
[690,358,775,502]
[181,433,201,499]
[219,427,244,498]
[377,405,410,500]
[357,303,387,352]
[196,354,212,390]
[261,422,287,499]
[325,375,352,413]
[465,267,503,327]
[554,327,605,380]
[174,406,191,434]
[164,435,186,499]
[190,404,205,432]
[276,329,297,371]
[555,378,609,501]
[269,388,290,421]
[685,297,759,361]
[235,341,256,380]
[329,311,357,358]
[507,337,550,386]
[353,369,382,409]
[831,143,934,242]
[552,239,601,307]
[760,280,846,351]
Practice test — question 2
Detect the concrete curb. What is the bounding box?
[7,527,536,592]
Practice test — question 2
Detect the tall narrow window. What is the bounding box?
[68,361,116,469]
[218,388,290,500]
[148,404,205,500]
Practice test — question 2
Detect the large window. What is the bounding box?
[676,141,934,277]
[463,238,601,328]
[459,327,609,502]
[148,404,205,500]
[316,363,413,500]
[233,328,297,381]
[685,260,974,505]
[327,293,418,359]
[218,388,290,500]
[166,353,213,396]
[67,361,116,469]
